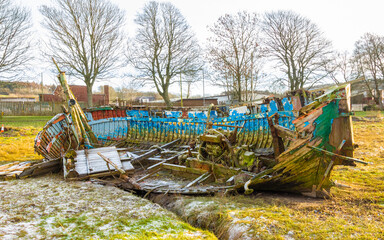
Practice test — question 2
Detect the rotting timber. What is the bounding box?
[3,62,368,198]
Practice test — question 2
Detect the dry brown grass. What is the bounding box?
[0,128,42,162]
[0,116,53,162]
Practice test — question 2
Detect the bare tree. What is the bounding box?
[262,11,333,91]
[40,0,125,107]
[127,1,202,108]
[353,33,384,108]
[207,11,262,102]
[116,80,142,102]
[335,51,357,83]
[325,51,357,84]
[184,77,195,99]
[179,74,194,99]
[180,71,203,99]
[0,0,32,80]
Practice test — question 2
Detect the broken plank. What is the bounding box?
[274,125,298,139]
[136,168,162,182]
[121,161,135,172]
[308,145,368,165]
[132,139,180,162]
[183,172,210,189]
[0,162,20,171]
[199,173,213,183]
[69,171,120,181]
[146,154,181,170]
[97,152,125,174]
[162,163,208,175]
[73,147,123,176]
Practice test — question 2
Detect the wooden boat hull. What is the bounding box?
[32,84,363,197]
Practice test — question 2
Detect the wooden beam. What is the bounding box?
[97,152,126,175]
[146,154,181,170]
[308,146,368,165]
[131,139,180,162]
[136,168,162,182]
[183,172,211,189]
[162,163,208,175]
[274,125,298,139]
[267,113,285,158]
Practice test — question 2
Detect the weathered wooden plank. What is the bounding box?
[308,145,368,165]
[183,172,210,189]
[131,139,180,163]
[73,146,122,176]
[136,168,162,182]
[162,163,208,175]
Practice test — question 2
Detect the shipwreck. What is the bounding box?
[1,62,368,198]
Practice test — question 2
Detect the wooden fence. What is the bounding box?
[0,102,64,116]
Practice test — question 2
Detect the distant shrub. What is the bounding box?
[363,104,380,111]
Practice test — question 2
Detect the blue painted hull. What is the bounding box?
[87,110,296,146]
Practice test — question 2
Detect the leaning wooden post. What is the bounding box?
[267,112,285,158]
[52,58,98,148]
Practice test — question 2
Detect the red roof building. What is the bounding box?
[39,85,109,106]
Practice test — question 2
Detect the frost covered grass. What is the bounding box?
[0,174,216,239]
[165,120,384,239]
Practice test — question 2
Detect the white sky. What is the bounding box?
[18,0,384,96]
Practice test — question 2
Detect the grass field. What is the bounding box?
[354,111,384,117]
[0,127,42,162]
[0,116,53,162]
[0,116,53,128]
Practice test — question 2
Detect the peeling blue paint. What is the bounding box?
[282,98,293,111]
[89,110,296,145]
[269,100,278,114]
[260,104,268,113]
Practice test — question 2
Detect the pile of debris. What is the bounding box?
[0,160,60,180]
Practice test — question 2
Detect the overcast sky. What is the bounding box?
[18,0,384,95]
